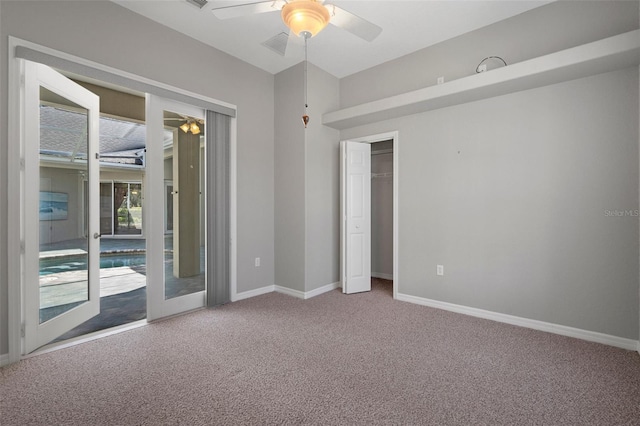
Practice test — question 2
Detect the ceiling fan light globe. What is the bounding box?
[190,122,201,134]
[180,122,190,133]
[281,0,330,38]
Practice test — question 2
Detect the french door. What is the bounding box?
[23,62,100,353]
[21,66,208,352]
[146,95,206,320]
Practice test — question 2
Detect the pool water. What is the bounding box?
[40,253,146,276]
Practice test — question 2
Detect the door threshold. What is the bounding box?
[23,319,147,360]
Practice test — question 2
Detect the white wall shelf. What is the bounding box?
[322,30,640,130]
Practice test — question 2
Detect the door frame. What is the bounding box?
[340,131,399,299]
[7,37,238,363]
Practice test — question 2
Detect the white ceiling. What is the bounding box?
[114,0,551,78]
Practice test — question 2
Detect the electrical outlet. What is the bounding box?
[255,257,261,267]
[437,265,444,276]
[478,64,487,73]
[437,76,445,85]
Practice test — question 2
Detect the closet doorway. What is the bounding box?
[371,140,394,296]
[340,132,398,299]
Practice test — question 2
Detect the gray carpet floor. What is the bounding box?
[2,279,639,425]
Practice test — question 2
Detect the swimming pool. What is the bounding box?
[40,253,147,276]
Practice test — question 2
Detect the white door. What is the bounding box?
[146,95,206,320]
[341,141,371,294]
[23,61,100,353]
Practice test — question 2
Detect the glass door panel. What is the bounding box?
[38,92,91,322]
[24,61,100,353]
[163,110,205,299]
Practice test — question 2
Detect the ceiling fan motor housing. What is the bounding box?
[281,0,330,38]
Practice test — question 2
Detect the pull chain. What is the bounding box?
[302,33,310,128]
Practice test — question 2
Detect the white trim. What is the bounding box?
[13,39,236,113]
[372,272,393,280]
[233,285,275,302]
[274,285,305,299]
[0,353,9,367]
[233,282,340,302]
[8,37,24,364]
[347,131,399,300]
[7,37,238,362]
[22,320,147,360]
[305,281,341,299]
[396,292,640,351]
[229,116,238,303]
[275,282,340,300]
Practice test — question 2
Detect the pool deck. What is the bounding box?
[36,236,205,343]
[39,236,204,308]
[39,237,151,309]
[40,236,170,258]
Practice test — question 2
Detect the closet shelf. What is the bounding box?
[322,30,640,130]
[371,172,392,179]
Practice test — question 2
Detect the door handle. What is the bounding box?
[93,232,101,239]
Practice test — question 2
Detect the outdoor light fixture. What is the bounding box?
[281,0,330,38]
[180,119,201,135]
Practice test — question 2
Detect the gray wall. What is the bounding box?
[305,64,340,292]
[337,0,639,341]
[274,62,340,293]
[340,1,640,109]
[274,63,306,292]
[0,0,275,355]
[342,67,639,339]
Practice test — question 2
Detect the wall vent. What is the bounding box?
[262,32,289,56]
[186,0,208,9]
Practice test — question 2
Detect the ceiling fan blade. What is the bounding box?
[284,30,303,57]
[211,1,285,20]
[327,4,382,42]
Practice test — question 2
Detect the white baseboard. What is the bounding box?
[304,281,341,299]
[372,272,393,280]
[232,285,275,302]
[232,282,339,302]
[275,282,341,300]
[396,292,640,351]
[0,353,9,367]
[274,285,305,299]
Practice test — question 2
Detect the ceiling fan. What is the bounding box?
[211,0,381,127]
[164,115,204,135]
[211,0,382,52]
